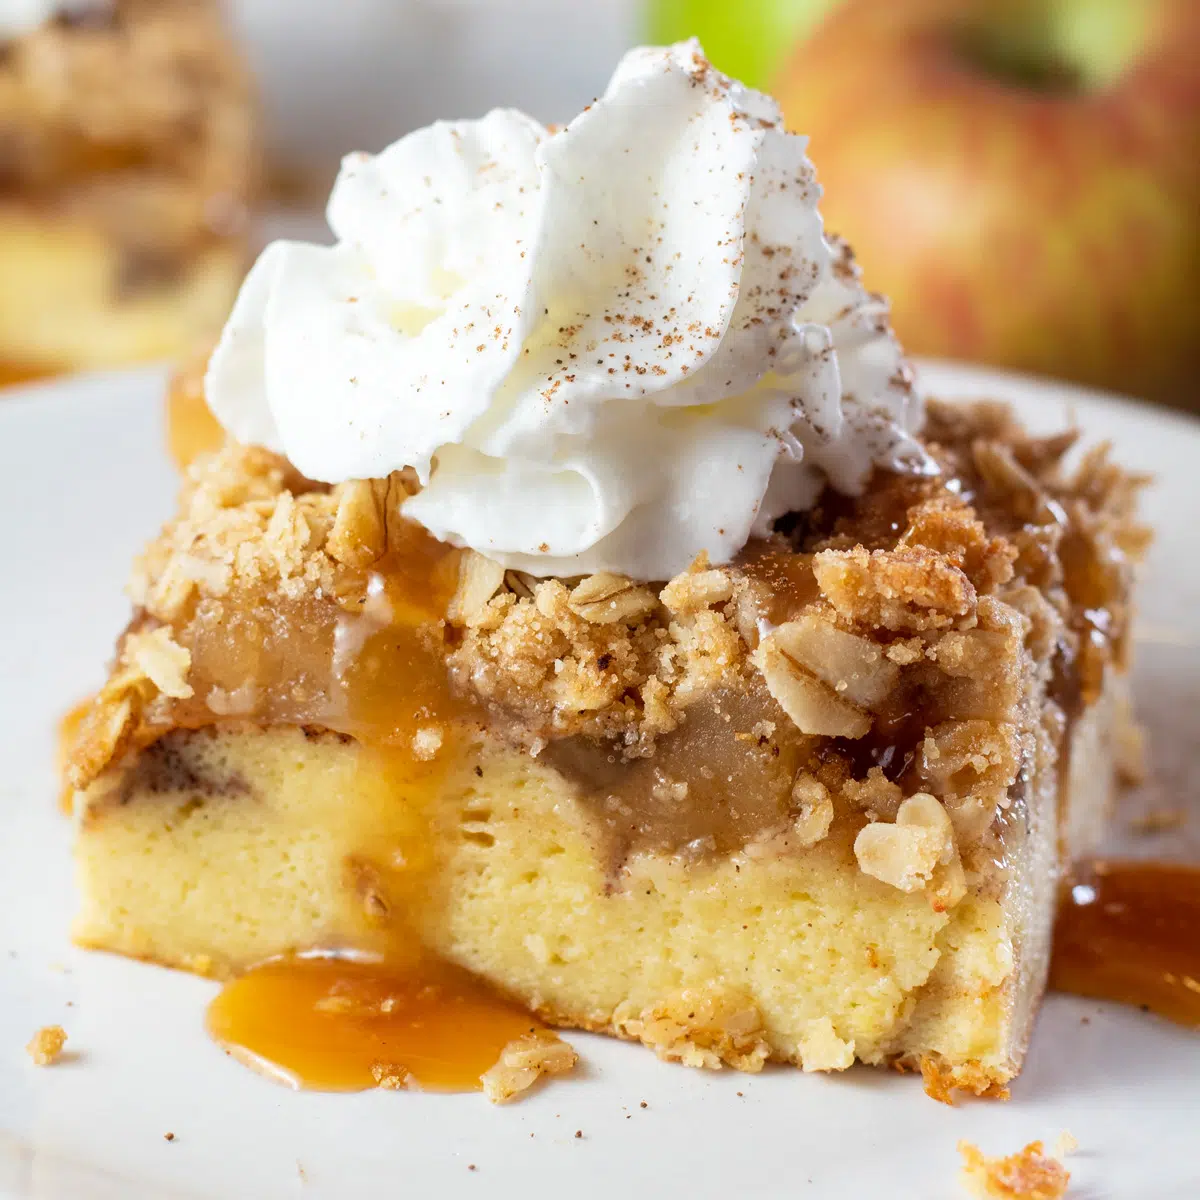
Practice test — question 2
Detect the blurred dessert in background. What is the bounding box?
[0,0,259,386]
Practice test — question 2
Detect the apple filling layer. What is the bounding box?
[65,400,1145,1098]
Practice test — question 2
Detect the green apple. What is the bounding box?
[646,0,842,89]
[772,0,1200,406]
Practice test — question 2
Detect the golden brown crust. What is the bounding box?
[813,544,977,632]
[127,445,340,616]
[537,999,1014,1084]
[916,1053,1012,1104]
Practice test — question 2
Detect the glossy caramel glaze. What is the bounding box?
[207,955,546,1092]
[1051,860,1200,1029]
[738,543,819,624]
[159,525,470,748]
[0,361,58,388]
[166,368,225,470]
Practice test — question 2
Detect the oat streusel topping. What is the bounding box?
[447,552,749,754]
[65,399,1146,900]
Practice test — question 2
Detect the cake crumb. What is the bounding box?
[411,725,444,761]
[919,1055,1010,1104]
[370,1062,414,1090]
[797,1016,855,1072]
[26,1025,67,1066]
[574,1130,583,1139]
[1052,1132,1078,1158]
[480,1031,577,1103]
[614,988,771,1072]
[958,1139,1070,1199]
[164,1132,175,1142]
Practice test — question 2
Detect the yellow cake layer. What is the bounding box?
[72,700,1118,1084]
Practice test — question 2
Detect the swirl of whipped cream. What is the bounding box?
[207,40,929,579]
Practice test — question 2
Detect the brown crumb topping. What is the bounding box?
[612,988,771,1073]
[65,399,1145,890]
[26,1025,67,1065]
[448,551,747,754]
[958,1139,1070,1199]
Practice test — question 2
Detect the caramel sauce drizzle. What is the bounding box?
[162,521,471,749]
[195,535,521,1092]
[195,540,525,1094]
[166,372,225,470]
[207,955,546,1092]
[0,361,59,389]
[1050,860,1200,1029]
[738,543,819,624]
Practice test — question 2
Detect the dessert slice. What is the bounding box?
[0,0,258,383]
[65,403,1143,1097]
[63,42,1144,1099]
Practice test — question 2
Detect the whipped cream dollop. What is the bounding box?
[207,40,929,579]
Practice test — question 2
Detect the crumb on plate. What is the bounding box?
[958,1139,1070,1199]
[26,1025,67,1066]
[1053,1132,1078,1158]
[480,1031,577,1103]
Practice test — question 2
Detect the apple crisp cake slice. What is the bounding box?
[63,399,1144,1099]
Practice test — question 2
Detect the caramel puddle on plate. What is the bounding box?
[207,955,545,1092]
[0,360,59,388]
[1051,859,1200,1028]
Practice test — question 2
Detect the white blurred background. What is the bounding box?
[228,0,640,178]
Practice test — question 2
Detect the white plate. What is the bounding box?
[0,363,1197,1200]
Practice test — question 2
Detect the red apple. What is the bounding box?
[772,0,1200,406]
